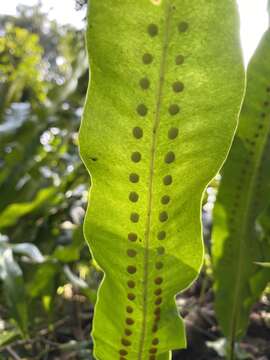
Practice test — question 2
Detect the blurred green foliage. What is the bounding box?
[0,3,99,358]
[0,24,46,108]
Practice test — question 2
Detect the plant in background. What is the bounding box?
[0,7,97,354]
[212,8,270,360]
[0,234,44,335]
[79,1,245,358]
[0,24,47,114]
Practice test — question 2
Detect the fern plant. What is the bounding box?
[79,1,244,359]
[212,15,270,360]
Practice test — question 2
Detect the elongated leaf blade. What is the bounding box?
[0,187,56,229]
[79,1,244,359]
[212,28,270,355]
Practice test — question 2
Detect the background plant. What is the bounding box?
[212,9,270,359]
[0,4,99,358]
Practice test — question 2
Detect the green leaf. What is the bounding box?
[53,225,85,262]
[27,262,59,298]
[0,329,19,347]
[212,28,270,358]
[255,262,270,268]
[79,1,244,359]
[0,249,28,336]
[0,187,56,229]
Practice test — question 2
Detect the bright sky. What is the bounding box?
[0,0,86,28]
[0,0,269,65]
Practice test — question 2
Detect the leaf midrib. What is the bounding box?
[229,112,270,352]
[138,3,172,359]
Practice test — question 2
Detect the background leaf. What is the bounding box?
[212,25,270,359]
[0,249,28,336]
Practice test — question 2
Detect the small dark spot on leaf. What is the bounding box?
[128,233,137,242]
[126,317,135,325]
[131,152,141,163]
[130,213,139,223]
[127,265,137,274]
[155,297,162,305]
[127,280,136,288]
[148,23,159,37]
[140,77,150,89]
[165,151,175,163]
[178,21,189,33]
[133,127,143,139]
[127,293,136,301]
[129,192,139,202]
[155,261,163,270]
[168,127,179,139]
[137,103,148,116]
[125,328,132,336]
[169,104,180,115]
[157,231,166,240]
[127,249,137,257]
[155,277,163,285]
[172,81,184,93]
[129,173,139,183]
[157,246,165,255]
[119,349,128,356]
[122,338,131,346]
[163,175,172,185]
[143,53,153,64]
[161,195,170,204]
[175,55,184,65]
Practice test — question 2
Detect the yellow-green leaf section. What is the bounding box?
[79,1,244,359]
[213,26,270,360]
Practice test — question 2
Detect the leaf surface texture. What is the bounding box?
[80,1,244,359]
